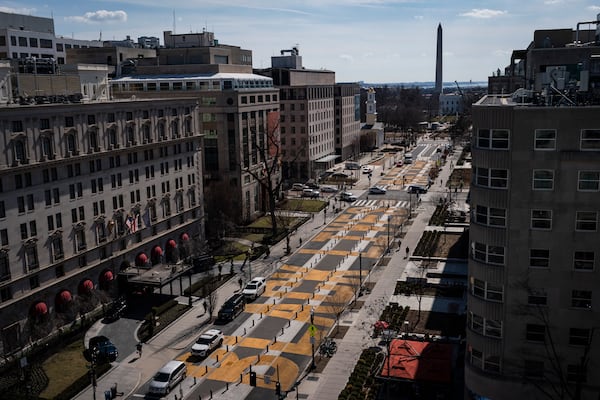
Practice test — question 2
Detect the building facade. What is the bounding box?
[467,16,600,400]
[257,48,337,181]
[334,83,361,161]
[0,11,102,64]
[0,93,205,357]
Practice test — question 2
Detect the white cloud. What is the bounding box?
[459,9,507,19]
[0,6,36,15]
[544,0,563,4]
[414,15,424,20]
[339,54,354,63]
[588,5,600,11]
[65,10,127,24]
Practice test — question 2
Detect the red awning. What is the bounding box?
[33,302,48,316]
[102,270,114,282]
[79,279,94,294]
[136,253,148,266]
[153,246,163,256]
[167,239,177,248]
[181,233,189,241]
[58,290,72,304]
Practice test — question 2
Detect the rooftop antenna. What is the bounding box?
[99,30,102,41]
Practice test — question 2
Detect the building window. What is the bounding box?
[575,211,597,231]
[574,251,594,271]
[474,205,506,227]
[531,209,552,230]
[468,347,483,370]
[472,242,505,265]
[571,290,592,309]
[0,253,10,282]
[526,324,545,342]
[532,170,554,190]
[52,237,64,261]
[524,360,545,379]
[468,312,503,339]
[578,171,600,191]
[569,328,591,346]
[477,129,509,149]
[530,248,550,268]
[25,246,39,271]
[580,129,600,150]
[534,129,556,150]
[567,365,586,383]
[474,167,508,189]
[527,290,547,306]
[471,278,503,302]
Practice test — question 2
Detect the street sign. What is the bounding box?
[309,324,317,337]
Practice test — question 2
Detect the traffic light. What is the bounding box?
[249,371,257,387]
[275,381,281,396]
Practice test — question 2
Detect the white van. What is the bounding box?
[403,153,413,164]
[149,360,187,396]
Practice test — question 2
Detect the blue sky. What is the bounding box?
[4,1,600,83]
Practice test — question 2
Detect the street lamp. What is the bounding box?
[387,215,391,254]
[310,307,316,370]
[358,253,362,292]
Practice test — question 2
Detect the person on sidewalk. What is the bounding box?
[136,342,143,357]
[405,246,410,259]
[238,277,243,290]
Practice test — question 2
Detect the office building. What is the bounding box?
[0,62,205,357]
[334,83,361,160]
[257,47,338,181]
[0,11,102,65]
[467,15,600,400]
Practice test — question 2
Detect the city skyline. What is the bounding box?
[3,1,600,83]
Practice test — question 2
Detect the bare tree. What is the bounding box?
[202,281,218,322]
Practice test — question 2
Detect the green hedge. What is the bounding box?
[50,362,111,400]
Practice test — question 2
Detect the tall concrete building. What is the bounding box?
[103,30,281,228]
[435,23,443,95]
[0,64,206,357]
[466,15,600,400]
[334,83,361,160]
[256,47,337,181]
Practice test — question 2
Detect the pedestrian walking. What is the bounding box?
[238,277,243,289]
[203,300,208,314]
[136,342,143,357]
[405,246,410,259]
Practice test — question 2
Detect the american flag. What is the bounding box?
[125,215,138,233]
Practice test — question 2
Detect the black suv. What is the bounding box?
[217,293,246,321]
[84,335,118,363]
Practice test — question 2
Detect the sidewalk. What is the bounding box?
[74,192,345,400]
[302,145,464,400]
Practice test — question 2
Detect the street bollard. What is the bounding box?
[274,336,277,343]
[206,365,209,375]
[301,304,304,311]
[273,299,276,305]
[226,382,229,391]
[240,374,243,383]
[260,312,263,319]
[267,345,269,352]
[226,345,229,352]
[252,319,255,327]
[235,336,238,344]
[288,320,291,327]
[210,389,213,399]
[244,327,246,335]
[193,376,197,385]
[281,327,285,335]
[216,354,219,362]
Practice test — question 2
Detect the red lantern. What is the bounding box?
[33,302,48,316]
[168,239,177,248]
[181,233,189,241]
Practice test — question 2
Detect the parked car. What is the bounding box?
[407,185,428,194]
[361,165,374,174]
[104,296,127,321]
[320,185,338,193]
[148,360,187,396]
[302,188,320,198]
[291,183,307,191]
[339,192,357,202]
[369,186,387,194]
[217,293,246,321]
[305,180,320,189]
[395,160,404,167]
[85,335,118,363]
[242,277,267,300]
[331,172,350,179]
[191,329,223,357]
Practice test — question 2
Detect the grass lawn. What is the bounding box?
[280,198,325,212]
[240,233,264,243]
[39,339,88,399]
